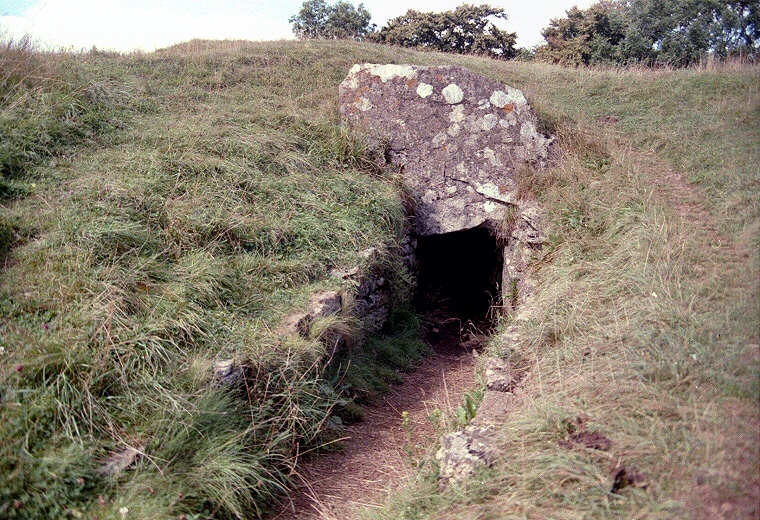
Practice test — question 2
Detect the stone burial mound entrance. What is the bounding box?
[414,227,501,322]
[271,65,551,519]
[340,63,550,330]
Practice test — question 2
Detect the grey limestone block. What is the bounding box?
[340,64,552,237]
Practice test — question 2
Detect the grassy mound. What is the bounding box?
[362,59,759,519]
[1,37,757,519]
[0,39,432,519]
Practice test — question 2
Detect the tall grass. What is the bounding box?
[363,63,759,519]
[0,35,129,267]
[0,36,125,188]
[1,37,757,519]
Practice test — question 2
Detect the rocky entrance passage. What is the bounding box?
[415,227,503,321]
[271,63,549,519]
[272,230,502,520]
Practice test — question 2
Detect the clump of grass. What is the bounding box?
[0,36,127,196]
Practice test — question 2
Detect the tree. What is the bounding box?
[622,0,760,65]
[289,0,375,40]
[718,0,760,55]
[537,0,759,67]
[372,4,517,59]
[537,2,631,65]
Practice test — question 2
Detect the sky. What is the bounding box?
[0,0,596,52]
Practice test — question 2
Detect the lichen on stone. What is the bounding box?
[450,105,466,123]
[490,88,527,109]
[483,147,502,166]
[436,426,496,488]
[370,63,418,83]
[416,82,434,98]
[442,83,464,104]
[481,113,498,131]
[432,132,447,148]
[448,123,462,137]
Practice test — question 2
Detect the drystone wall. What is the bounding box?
[340,64,551,236]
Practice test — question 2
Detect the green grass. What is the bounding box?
[1,37,757,519]
[362,59,759,519]
[0,39,426,519]
[333,306,431,406]
[0,36,129,194]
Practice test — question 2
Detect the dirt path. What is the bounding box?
[272,319,481,520]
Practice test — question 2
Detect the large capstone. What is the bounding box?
[340,64,552,236]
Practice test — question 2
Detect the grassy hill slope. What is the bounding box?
[1,38,758,519]
[362,53,760,520]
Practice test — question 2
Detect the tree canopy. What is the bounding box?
[537,2,628,66]
[537,0,760,66]
[370,4,517,60]
[289,0,375,40]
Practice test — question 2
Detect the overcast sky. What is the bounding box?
[0,0,595,52]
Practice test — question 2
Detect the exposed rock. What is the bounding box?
[400,235,418,271]
[472,391,519,428]
[436,426,496,488]
[98,445,143,477]
[340,64,551,236]
[309,291,342,318]
[484,357,517,393]
[329,266,360,279]
[502,200,546,307]
[511,201,545,245]
[214,359,244,386]
[473,321,533,433]
[280,291,343,337]
[461,333,489,350]
[354,272,390,334]
[280,312,312,337]
[611,466,648,493]
[328,246,394,335]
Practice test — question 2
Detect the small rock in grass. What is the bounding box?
[436,426,495,489]
[484,357,517,392]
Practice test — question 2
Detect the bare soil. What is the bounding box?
[271,318,483,520]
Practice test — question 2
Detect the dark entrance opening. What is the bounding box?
[414,227,502,325]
